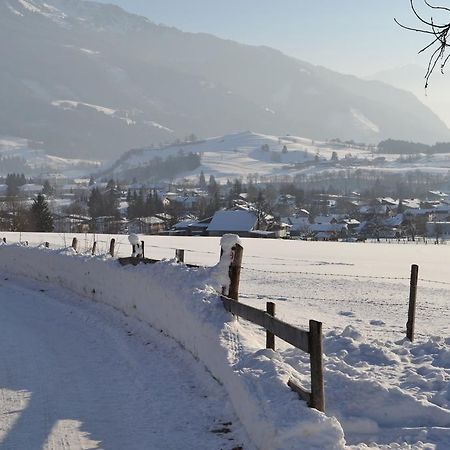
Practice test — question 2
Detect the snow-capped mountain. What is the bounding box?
[1,0,449,161]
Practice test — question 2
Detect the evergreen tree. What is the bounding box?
[199,170,206,189]
[42,180,54,196]
[208,175,218,195]
[88,187,104,218]
[6,173,26,197]
[29,194,54,232]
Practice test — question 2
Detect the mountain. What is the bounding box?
[367,64,450,129]
[1,0,449,161]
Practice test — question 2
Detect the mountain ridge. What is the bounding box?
[1,0,449,161]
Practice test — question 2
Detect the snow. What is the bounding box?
[51,100,174,130]
[52,100,117,116]
[17,0,40,13]
[143,120,174,133]
[0,135,100,176]
[5,1,24,16]
[350,108,380,134]
[0,241,345,449]
[1,234,450,448]
[105,129,450,184]
[208,210,257,232]
[0,275,251,449]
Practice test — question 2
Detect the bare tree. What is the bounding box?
[396,0,450,87]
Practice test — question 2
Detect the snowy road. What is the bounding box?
[0,277,250,450]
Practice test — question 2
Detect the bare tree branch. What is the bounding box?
[395,0,450,87]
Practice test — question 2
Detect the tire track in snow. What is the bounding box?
[0,277,252,450]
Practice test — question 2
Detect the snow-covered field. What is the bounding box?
[1,232,450,449]
[0,136,100,176]
[106,131,450,182]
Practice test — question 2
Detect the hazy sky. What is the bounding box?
[95,0,450,124]
[95,0,432,76]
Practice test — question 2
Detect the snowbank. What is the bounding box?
[0,242,345,450]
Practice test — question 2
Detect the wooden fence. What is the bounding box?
[219,243,324,412]
[1,235,426,412]
[116,239,325,412]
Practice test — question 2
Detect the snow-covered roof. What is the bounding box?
[173,219,197,230]
[130,217,165,225]
[378,197,398,206]
[429,191,448,198]
[207,210,257,232]
[284,216,310,230]
[20,183,44,192]
[383,214,404,227]
[402,198,421,209]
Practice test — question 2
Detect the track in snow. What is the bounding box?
[0,276,250,450]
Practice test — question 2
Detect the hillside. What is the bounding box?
[102,131,450,183]
[1,0,449,161]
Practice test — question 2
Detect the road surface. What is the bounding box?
[0,276,249,450]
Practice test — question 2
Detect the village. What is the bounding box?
[1,171,450,243]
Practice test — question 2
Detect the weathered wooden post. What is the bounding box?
[71,237,78,252]
[2,237,5,243]
[309,320,325,412]
[91,241,97,255]
[45,242,49,248]
[266,302,276,350]
[176,249,185,263]
[109,238,115,257]
[141,241,145,259]
[406,264,419,342]
[228,243,243,301]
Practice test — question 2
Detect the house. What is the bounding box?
[283,216,310,236]
[206,210,258,237]
[91,216,126,234]
[127,216,165,235]
[53,215,90,233]
[19,184,44,196]
[426,221,450,238]
[170,216,211,236]
[309,223,348,240]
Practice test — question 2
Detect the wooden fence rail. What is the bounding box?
[221,294,325,412]
[220,241,325,412]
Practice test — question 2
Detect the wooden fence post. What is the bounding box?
[309,320,325,412]
[176,249,185,263]
[109,238,115,257]
[71,237,78,252]
[141,241,145,259]
[91,241,97,255]
[2,237,5,243]
[266,302,275,350]
[228,243,243,301]
[45,242,49,248]
[406,264,419,342]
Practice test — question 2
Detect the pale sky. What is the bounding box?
[94,0,450,124]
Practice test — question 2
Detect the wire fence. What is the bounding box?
[3,234,450,288]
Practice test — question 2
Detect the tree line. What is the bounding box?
[378,139,450,155]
